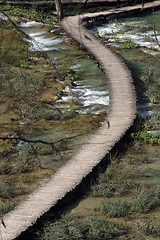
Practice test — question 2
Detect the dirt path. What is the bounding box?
[2,2,159,240]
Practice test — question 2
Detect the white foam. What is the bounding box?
[19,21,44,28]
[28,35,63,51]
[95,20,160,56]
[81,88,109,106]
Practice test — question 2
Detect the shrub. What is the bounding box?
[131,190,160,213]
[0,179,14,198]
[0,162,12,174]
[39,216,84,240]
[84,216,126,239]
[91,153,136,198]
[121,42,140,49]
[101,200,130,217]
[91,179,137,198]
[1,69,44,98]
[39,215,126,240]
[0,201,15,215]
[143,223,160,237]
[101,190,160,218]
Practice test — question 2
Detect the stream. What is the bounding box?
[0,5,160,236]
[16,7,160,171]
[15,19,109,169]
[87,8,160,136]
[19,20,109,115]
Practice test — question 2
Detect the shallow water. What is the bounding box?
[20,20,109,115]
[89,9,160,56]
[14,19,109,168]
[88,9,160,135]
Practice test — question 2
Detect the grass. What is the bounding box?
[130,113,160,145]
[0,4,58,25]
[38,215,126,240]
[143,222,160,237]
[121,42,140,49]
[91,153,138,198]
[0,179,15,199]
[101,200,130,218]
[91,177,137,198]
[100,189,160,217]
[1,68,45,99]
[0,202,15,216]
[0,162,12,175]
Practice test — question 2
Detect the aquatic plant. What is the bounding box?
[1,69,44,98]
[141,154,150,163]
[64,73,78,87]
[0,5,12,11]
[144,86,160,104]
[0,4,58,25]
[20,59,30,69]
[131,114,160,145]
[133,130,160,145]
[121,42,140,49]
[91,176,137,198]
[101,34,109,42]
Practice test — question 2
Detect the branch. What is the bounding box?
[152,6,160,48]
[141,0,144,12]
[0,9,31,40]
[0,10,57,65]
[153,23,160,47]
[0,133,85,145]
[0,1,54,5]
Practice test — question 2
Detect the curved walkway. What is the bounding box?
[2,2,159,239]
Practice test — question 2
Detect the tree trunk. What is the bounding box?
[55,0,63,21]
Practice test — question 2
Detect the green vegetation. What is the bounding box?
[1,68,45,98]
[101,34,110,42]
[131,114,160,145]
[0,4,58,25]
[91,153,138,198]
[0,202,15,215]
[143,222,160,237]
[121,42,140,49]
[38,215,126,240]
[133,129,160,145]
[101,189,160,217]
[0,179,15,198]
[36,140,160,239]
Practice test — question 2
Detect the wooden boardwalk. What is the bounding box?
[2,1,159,239]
